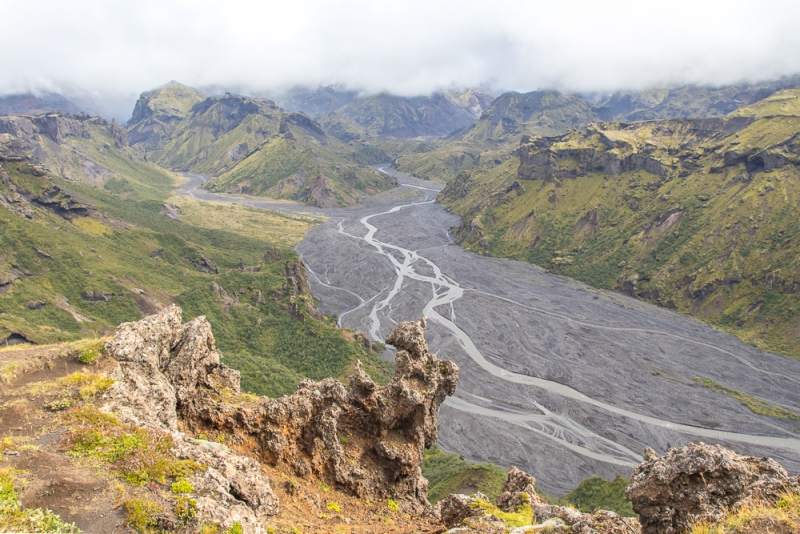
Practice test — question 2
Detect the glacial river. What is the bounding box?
[179,168,800,494]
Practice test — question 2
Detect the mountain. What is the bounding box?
[395,80,800,183]
[273,85,359,116]
[328,89,495,140]
[126,81,206,149]
[0,92,82,116]
[439,89,800,360]
[591,75,800,121]
[126,87,396,207]
[393,90,604,182]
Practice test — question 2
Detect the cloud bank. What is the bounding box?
[3,0,800,117]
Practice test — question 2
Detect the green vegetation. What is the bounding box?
[387,498,399,512]
[326,501,341,512]
[171,479,194,494]
[694,377,799,419]
[0,151,391,398]
[0,468,81,533]
[423,446,637,517]
[174,496,197,524]
[551,475,636,517]
[64,405,204,485]
[470,497,533,527]
[73,340,104,364]
[439,90,800,360]
[422,445,508,503]
[691,492,800,534]
[124,498,163,533]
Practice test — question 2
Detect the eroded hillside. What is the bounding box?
[439,89,800,358]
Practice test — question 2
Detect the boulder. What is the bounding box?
[626,443,800,534]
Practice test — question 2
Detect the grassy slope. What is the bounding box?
[440,90,800,360]
[133,93,395,207]
[0,123,391,397]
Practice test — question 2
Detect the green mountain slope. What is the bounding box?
[127,89,395,207]
[0,113,391,397]
[126,81,205,149]
[439,89,800,359]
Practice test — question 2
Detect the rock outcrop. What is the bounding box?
[103,306,459,525]
[627,443,800,534]
[438,467,639,534]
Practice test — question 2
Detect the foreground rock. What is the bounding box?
[103,305,459,529]
[439,467,639,534]
[627,443,800,534]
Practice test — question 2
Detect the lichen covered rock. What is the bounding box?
[103,306,459,519]
[626,443,800,534]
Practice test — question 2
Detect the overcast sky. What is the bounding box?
[3,0,800,118]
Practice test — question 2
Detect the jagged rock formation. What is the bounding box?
[627,443,800,534]
[102,306,459,526]
[496,466,544,512]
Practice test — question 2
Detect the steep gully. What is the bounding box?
[176,168,800,495]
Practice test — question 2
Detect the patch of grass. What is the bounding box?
[694,377,799,419]
[422,445,508,503]
[0,467,81,533]
[552,475,636,517]
[470,497,533,527]
[327,501,341,512]
[71,339,105,364]
[124,498,163,533]
[690,492,800,533]
[63,405,205,485]
[224,522,243,534]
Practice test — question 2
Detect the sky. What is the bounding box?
[3,0,800,119]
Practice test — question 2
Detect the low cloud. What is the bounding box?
[3,0,800,118]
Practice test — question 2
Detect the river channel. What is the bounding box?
[179,168,800,495]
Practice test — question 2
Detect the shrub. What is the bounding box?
[75,340,104,364]
[125,498,162,533]
[174,496,197,524]
[171,479,194,494]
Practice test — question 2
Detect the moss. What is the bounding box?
[469,497,533,527]
[171,479,194,494]
[174,496,197,524]
[422,445,508,503]
[326,501,341,512]
[388,499,399,512]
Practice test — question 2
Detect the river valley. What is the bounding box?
[179,168,800,495]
